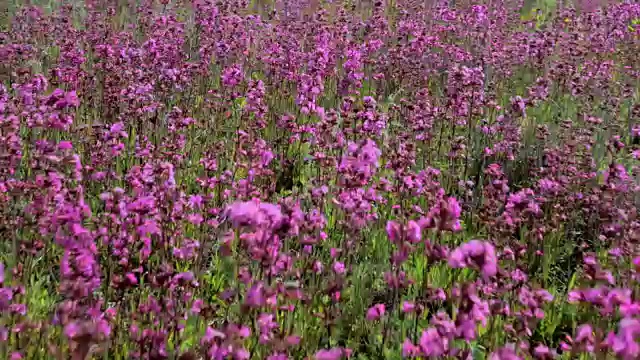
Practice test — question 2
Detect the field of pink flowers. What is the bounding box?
[1,0,640,359]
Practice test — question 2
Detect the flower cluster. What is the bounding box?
[1,0,640,359]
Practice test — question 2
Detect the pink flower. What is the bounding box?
[226,200,284,229]
[191,299,203,314]
[607,318,640,359]
[421,196,462,232]
[533,345,551,358]
[245,282,266,308]
[366,304,385,321]
[402,301,415,313]
[221,64,244,87]
[267,353,288,360]
[285,335,300,345]
[235,348,250,360]
[448,240,498,277]
[406,220,421,243]
[315,348,343,360]
[402,339,421,357]
[226,201,263,227]
[58,141,73,150]
[419,328,448,357]
[489,345,522,360]
[386,220,401,243]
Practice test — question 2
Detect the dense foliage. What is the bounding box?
[1,0,640,359]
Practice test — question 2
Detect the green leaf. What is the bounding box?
[234,97,247,109]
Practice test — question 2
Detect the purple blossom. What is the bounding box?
[419,328,448,357]
[226,200,284,229]
[315,348,343,360]
[1,2,639,359]
[365,304,385,321]
[402,301,415,313]
[489,345,522,360]
[448,240,498,277]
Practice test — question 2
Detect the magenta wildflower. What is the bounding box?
[333,262,346,275]
[365,304,385,321]
[406,220,421,243]
[401,301,415,313]
[386,220,401,243]
[402,339,421,357]
[421,196,463,232]
[315,348,343,360]
[448,240,498,277]
[418,328,448,357]
[226,200,284,229]
[221,64,244,87]
[489,345,522,360]
[607,318,640,359]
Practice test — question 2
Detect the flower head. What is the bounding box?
[366,304,385,321]
[448,240,498,277]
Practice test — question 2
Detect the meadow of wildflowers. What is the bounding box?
[1,0,640,358]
